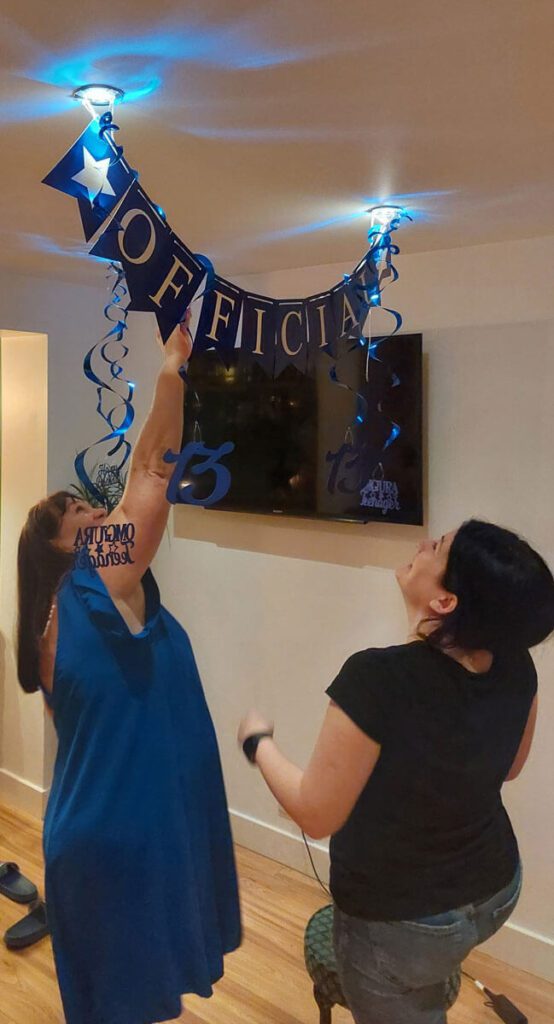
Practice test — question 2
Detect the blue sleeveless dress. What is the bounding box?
[42,562,241,1024]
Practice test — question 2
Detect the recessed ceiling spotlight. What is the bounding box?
[72,84,125,119]
[366,205,404,229]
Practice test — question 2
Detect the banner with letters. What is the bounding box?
[43,113,406,376]
[43,111,408,508]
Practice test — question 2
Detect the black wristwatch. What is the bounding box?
[243,731,274,765]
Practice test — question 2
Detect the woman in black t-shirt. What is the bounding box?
[238,519,554,1024]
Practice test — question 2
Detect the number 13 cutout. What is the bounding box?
[164,441,235,507]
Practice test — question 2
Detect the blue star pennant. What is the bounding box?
[42,119,133,215]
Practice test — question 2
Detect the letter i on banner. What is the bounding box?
[194,277,243,367]
[240,293,277,376]
[274,300,308,377]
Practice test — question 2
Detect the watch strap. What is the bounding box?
[243,731,274,764]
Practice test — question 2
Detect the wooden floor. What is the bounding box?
[1,803,553,1024]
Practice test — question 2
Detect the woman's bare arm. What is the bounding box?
[238,702,381,840]
[98,316,192,598]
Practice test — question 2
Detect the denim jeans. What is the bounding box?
[333,863,522,1024]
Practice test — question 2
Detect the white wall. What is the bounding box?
[0,234,553,979]
[157,235,554,981]
[0,272,160,815]
[0,332,48,815]
[0,270,161,496]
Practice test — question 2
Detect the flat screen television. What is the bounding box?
[182,332,423,524]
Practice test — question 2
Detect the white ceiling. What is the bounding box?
[1,0,553,285]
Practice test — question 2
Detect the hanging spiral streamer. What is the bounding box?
[327,209,410,452]
[98,112,125,168]
[74,262,136,505]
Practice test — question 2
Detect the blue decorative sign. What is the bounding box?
[164,442,235,507]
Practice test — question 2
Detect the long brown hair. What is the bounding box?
[17,491,75,693]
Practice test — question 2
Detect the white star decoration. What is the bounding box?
[72,147,116,203]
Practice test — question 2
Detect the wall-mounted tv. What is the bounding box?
[182,332,423,525]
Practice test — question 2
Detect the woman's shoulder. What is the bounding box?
[332,644,426,694]
[344,642,427,671]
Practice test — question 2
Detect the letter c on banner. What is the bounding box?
[118,208,157,264]
[281,309,303,357]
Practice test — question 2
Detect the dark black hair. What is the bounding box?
[427,519,554,654]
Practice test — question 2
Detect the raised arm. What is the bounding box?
[238,703,381,840]
[99,313,192,598]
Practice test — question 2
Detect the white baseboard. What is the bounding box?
[229,808,554,983]
[230,807,330,884]
[2,792,550,983]
[0,768,47,820]
[481,921,554,983]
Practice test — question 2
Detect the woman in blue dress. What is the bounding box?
[16,312,241,1024]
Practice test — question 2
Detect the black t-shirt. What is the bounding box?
[326,641,537,921]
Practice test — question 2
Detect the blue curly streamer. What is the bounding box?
[98,112,125,168]
[74,262,135,504]
[327,211,410,454]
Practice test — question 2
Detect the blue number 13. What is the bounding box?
[164,441,235,507]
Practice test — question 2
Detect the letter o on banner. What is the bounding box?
[118,209,157,265]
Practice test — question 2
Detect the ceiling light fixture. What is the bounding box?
[366,204,404,229]
[72,84,125,120]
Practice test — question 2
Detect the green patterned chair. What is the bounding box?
[304,904,461,1024]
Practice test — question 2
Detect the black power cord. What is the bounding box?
[300,832,528,1024]
[462,970,528,1024]
[302,830,330,897]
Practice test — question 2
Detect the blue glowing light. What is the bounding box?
[1,93,74,124]
[21,14,339,124]
[261,209,366,244]
[384,423,401,450]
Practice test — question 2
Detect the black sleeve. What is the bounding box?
[326,650,388,744]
